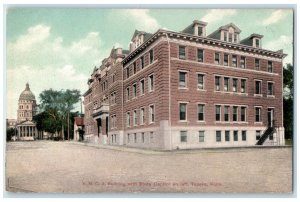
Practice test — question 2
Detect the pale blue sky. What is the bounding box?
[6,8,294,118]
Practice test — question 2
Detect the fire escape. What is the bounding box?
[256,120,276,145]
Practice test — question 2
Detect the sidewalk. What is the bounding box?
[68,141,292,155]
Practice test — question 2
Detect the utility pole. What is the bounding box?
[67,111,70,140]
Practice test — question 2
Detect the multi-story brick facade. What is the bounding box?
[84,21,286,150]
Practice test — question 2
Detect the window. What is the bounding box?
[242,131,247,141]
[215,76,221,91]
[232,55,237,67]
[268,82,274,96]
[229,33,233,42]
[224,54,229,66]
[215,105,221,121]
[255,39,260,48]
[140,56,144,69]
[179,72,187,88]
[233,106,238,122]
[140,79,145,95]
[241,79,246,93]
[240,56,246,68]
[133,84,137,98]
[255,107,261,122]
[126,87,130,101]
[268,61,273,73]
[225,131,230,141]
[126,112,130,127]
[140,108,145,125]
[197,74,204,89]
[133,110,137,126]
[234,34,238,43]
[133,62,137,74]
[179,103,187,121]
[255,80,262,95]
[141,132,145,143]
[232,78,238,92]
[241,107,246,122]
[199,131,205,142]
[269,133,274,140]
[180,131,187,142]
[224,32,228,41]
[198,26,203,36]
[197,49,204,62]
[127,134,130,143]
[234,131,238,141]
[255,59,260,70]
[197,104,204,121]
[216,131,221,142]
[149,105,155,123]
[134,133,137,143]
[149,49,154,64]
[126,67,130,78]
[148,74,154,92]
[224,77,229,92]
[112,74,115,83]
[224,106,230,122]
[256,130,261,140]
[214,53,220,64]
[179,46,186,60]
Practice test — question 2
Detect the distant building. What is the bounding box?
[16,83,38,140]
[74,116,84,141]
[84,21,286,150]
[6,119,17,129]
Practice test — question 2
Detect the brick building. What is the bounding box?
[83,21,286,150]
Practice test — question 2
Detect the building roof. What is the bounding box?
[74,117,84,126]
[131,30,152,41]
[19,83,36,101]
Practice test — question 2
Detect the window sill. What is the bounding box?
[267,95,275,98]
[254,94,263,97]
[197,89,206,91]
[178,87,188,90]
[178,120,188,123]
[254,122,263,124]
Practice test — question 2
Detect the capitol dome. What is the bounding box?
[19,83,36,101]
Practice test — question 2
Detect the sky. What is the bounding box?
[5,8,294,119]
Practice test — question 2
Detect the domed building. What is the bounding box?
[16,83,38,140]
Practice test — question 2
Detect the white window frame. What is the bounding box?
[179,102,188,122]
[197,104,205,122]
[179,70,188,89]
[215,105,221,122]
[233,106,238,122]
[255,106,262,123]
[140,79,145,96]
[197,73,205,90]
[132,83,137,98]
[214,52,220,65]
[199,131,205,142]
[148,74,154,92]
[140,107,145,125]
[126,112,131,128]
[133,110,138,126]
[254,79,263,96]
[267,81,275,97]
[240,107,247,122]
[149,104,155,124]
[224,105,230,122]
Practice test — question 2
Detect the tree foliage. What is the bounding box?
[283,63,293,140]
[34,89,81,139]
